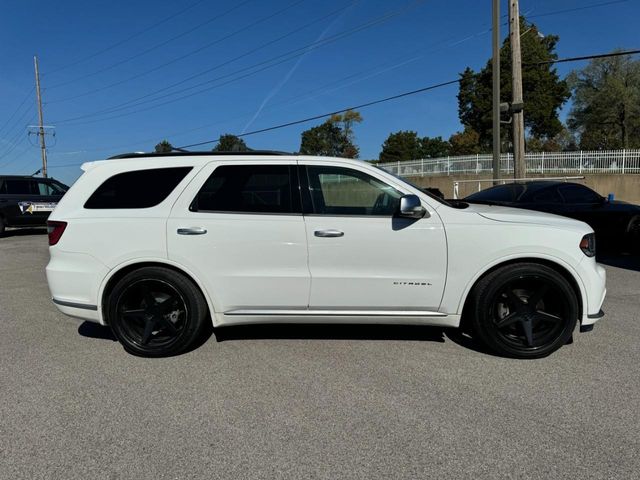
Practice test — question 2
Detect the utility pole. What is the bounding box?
[492,0,500,183]
[33,56,48,178]
[509,0,526,179]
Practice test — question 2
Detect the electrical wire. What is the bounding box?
[44,0,209,76]
[526,0,633,19]
[46,0,322,103]
[0,87,34,138]
[177,79,461,149]
[47,0,255,88]
[526,49,640,66]
[52,0,424,125]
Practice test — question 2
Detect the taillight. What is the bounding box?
[580,233,596,257]
[47,221,67,246]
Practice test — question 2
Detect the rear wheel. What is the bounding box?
[470,263,578,359]
[107,267,209,357]
[0,217,5,236]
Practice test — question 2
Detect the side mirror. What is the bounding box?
[399,194,426,219]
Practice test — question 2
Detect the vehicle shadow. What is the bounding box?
[0,227,47,238]
[215,323,447,343]
[78,321,117,341]
[597,253,640,272]
[78,321,500,356]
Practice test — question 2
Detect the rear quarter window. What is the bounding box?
[84,167,192,209]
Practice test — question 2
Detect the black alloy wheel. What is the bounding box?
[471,263,578,358]
[108,267,208,357]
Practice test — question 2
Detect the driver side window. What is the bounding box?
[305,166,403,216]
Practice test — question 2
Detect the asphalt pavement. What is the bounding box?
[1,229,639,479]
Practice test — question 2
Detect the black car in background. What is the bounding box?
[0,176,69,235]
[464,181,640,252]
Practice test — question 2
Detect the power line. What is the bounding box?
[0,106,36,156]
[47,0,255,88]
[177,79,461,149]
[42,77,460,169]
[46,0,316,103]
[53,0,423,126]
[44,0,209,76]
[0,87,34,137]
[526,49,640,66]
[526,0,632,19]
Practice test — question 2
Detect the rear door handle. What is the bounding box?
[177,227,207,235]
[314,229,344,238]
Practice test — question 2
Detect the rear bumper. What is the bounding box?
[46,249,108,324]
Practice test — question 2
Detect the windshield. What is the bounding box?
[50,179,69,193]
[374,165,451,206]
[466,183,525,202]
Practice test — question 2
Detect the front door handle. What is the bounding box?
[314,229,344,238]
[177,227,207,235]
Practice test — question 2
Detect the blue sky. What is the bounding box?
[0,0,638,184]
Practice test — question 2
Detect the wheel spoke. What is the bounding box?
[504,289,525,310]
[140,318,156,345]
[521,319,534,347]
[122,308,146,315]
[141,285,156,308]
[156,316,179,335]
[495,311,520,328]
[534,310,563,324]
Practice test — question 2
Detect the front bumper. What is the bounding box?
[579,262,607,327]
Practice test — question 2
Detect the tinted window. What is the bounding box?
[84,167,192,209]
[2,179,37,195]
[558,184,601,204]
[37,180,65,196]
[466,184,525,202]
[191,165,300,214]
[305,166,403,216]
[530,187,562,203]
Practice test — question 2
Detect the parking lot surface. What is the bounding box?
[1,230,639,480]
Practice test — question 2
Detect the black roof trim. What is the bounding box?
[108,150,293,160]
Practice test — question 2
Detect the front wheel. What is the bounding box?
[627,215,640,254]
[107,267,209,357]
[470,263,579,359]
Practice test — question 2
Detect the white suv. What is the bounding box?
[46,152,606,358]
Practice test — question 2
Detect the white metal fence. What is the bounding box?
[378,150,640,177]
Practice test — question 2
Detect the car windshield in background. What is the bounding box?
[466,184,526,202]
[374,165,451,206]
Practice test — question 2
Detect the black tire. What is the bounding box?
[627,215,640,254]
[469,263,578,359]
[107,267,209,357]
[0,217,5,236]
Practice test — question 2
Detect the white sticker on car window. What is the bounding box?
[18,201,57,214]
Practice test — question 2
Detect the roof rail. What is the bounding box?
[107,150,293,160]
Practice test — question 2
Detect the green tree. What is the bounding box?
[567,52,640,149]
[421,136,451,158]
[300,122,349,157]
[379,130,423,162]
[213,134,249,152]
[527,127,577,152]
[154,140,173,153]
[448,127,481,155]
[457,18,570,149]
[299,110,362,158]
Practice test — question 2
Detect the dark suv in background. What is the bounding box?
[0,176,69,235]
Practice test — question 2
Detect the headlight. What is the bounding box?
[580,233,596,257]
